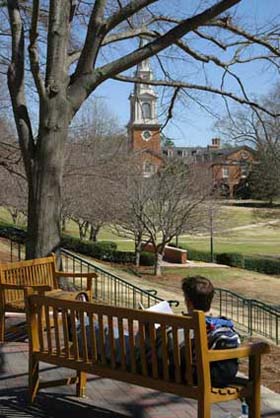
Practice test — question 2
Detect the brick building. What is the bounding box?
[127,48,255,194]
[162,139,255,198]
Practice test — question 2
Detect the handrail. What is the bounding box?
[213,287,279,345]
[2,237,278,343]
[61,248,179,309]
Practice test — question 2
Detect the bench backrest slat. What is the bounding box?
[27,295,210,390]
[0,255,57,305]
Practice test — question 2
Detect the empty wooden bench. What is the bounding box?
[26,293,270,418]
[0,254,96,341]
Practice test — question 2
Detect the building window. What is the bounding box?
[162,150,168,156]
[143,161,154,177]
[177,150,182,157]
[142,102,152,119]
[222,167,229,178]
[240,164,248,178]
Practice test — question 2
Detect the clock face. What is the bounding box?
[142,130,152,141]
[240,151,249,160]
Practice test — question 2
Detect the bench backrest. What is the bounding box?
[26,294,211,395]
[0,255,57,305]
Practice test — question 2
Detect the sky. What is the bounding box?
[88,0,279,148]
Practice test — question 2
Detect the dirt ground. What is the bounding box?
[0,243,279,394]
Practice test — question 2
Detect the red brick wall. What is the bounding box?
[143,243,187,264]
[131,128,161,154]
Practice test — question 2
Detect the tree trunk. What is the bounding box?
[89,225,100,242]
[26,112,68,259]
[135,241,142,267]
[135,233,143,267]
[61,216,66,233]
[78,221,89,240]
[154,252,163,276]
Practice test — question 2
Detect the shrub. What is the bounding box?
[140,251,155,266]
[216,252,244,268]
[111,250,135,264]
[244,256,280,275]
[180,245,213,262]
[61,235,117,260]
[0,222,27,243]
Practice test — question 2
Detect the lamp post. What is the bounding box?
[209,207,214,263]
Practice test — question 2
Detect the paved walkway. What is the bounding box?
[1,317,279,418]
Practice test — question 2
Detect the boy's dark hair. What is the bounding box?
[181,276,214,312]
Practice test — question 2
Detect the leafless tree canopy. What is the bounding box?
[1,0,279,258]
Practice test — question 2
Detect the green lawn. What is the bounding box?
[1,203,280,257]
[179,222,280,257]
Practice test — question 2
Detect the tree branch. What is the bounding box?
[45,0,71,91]
[209,19,280,57]
[69,0,241,109]
[160,87,180,131]
[105,0,158,33]
[113,74,280,117]
[73,0,107,79]
[28,0,46,99]
[7,0,35,177]
[193,29,227,50]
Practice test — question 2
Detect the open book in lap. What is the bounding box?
[138,300,173,328]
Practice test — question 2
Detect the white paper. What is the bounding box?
[145,300,173,314]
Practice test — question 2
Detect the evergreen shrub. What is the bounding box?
[244,256,280,275]
[139,251,155,266]
[216,252,244,268]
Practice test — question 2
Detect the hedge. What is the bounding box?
[0,223,151,266]
[244,255,280,275]
[215,252,244,268]
[0,222,27,243]
[1,223,279,273]
[176,243,280,275]
[179,245,213,263]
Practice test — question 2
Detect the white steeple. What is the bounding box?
[129,37,158,126]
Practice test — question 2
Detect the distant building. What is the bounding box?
[127,46,255,195]
[162,138,255,198]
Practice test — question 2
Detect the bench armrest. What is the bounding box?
[55,271,97,278]
[208,341,270,362]
[0,283,53,292]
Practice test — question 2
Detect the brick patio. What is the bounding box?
[0,317,278,418]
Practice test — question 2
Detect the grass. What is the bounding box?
[1,203,280,257]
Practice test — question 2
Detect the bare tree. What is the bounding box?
[119,161,211,275]
[62,113,127,240]
[2,0,279,258]
[216,83,280,203]
[0,167,27,225]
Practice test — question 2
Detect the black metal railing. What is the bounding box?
[213,288,279,345]
[61,249,179,310]
[2,238,279,344]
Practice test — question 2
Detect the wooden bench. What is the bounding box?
[26,293,270,418]
[0,254,96,342]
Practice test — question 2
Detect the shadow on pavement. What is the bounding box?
[0,387,128,418]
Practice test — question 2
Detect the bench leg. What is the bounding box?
[0,312,4,343]
[76,371,87,398]
[197,398,211,418]
[248,355,261,418]
[29,354,39,403]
